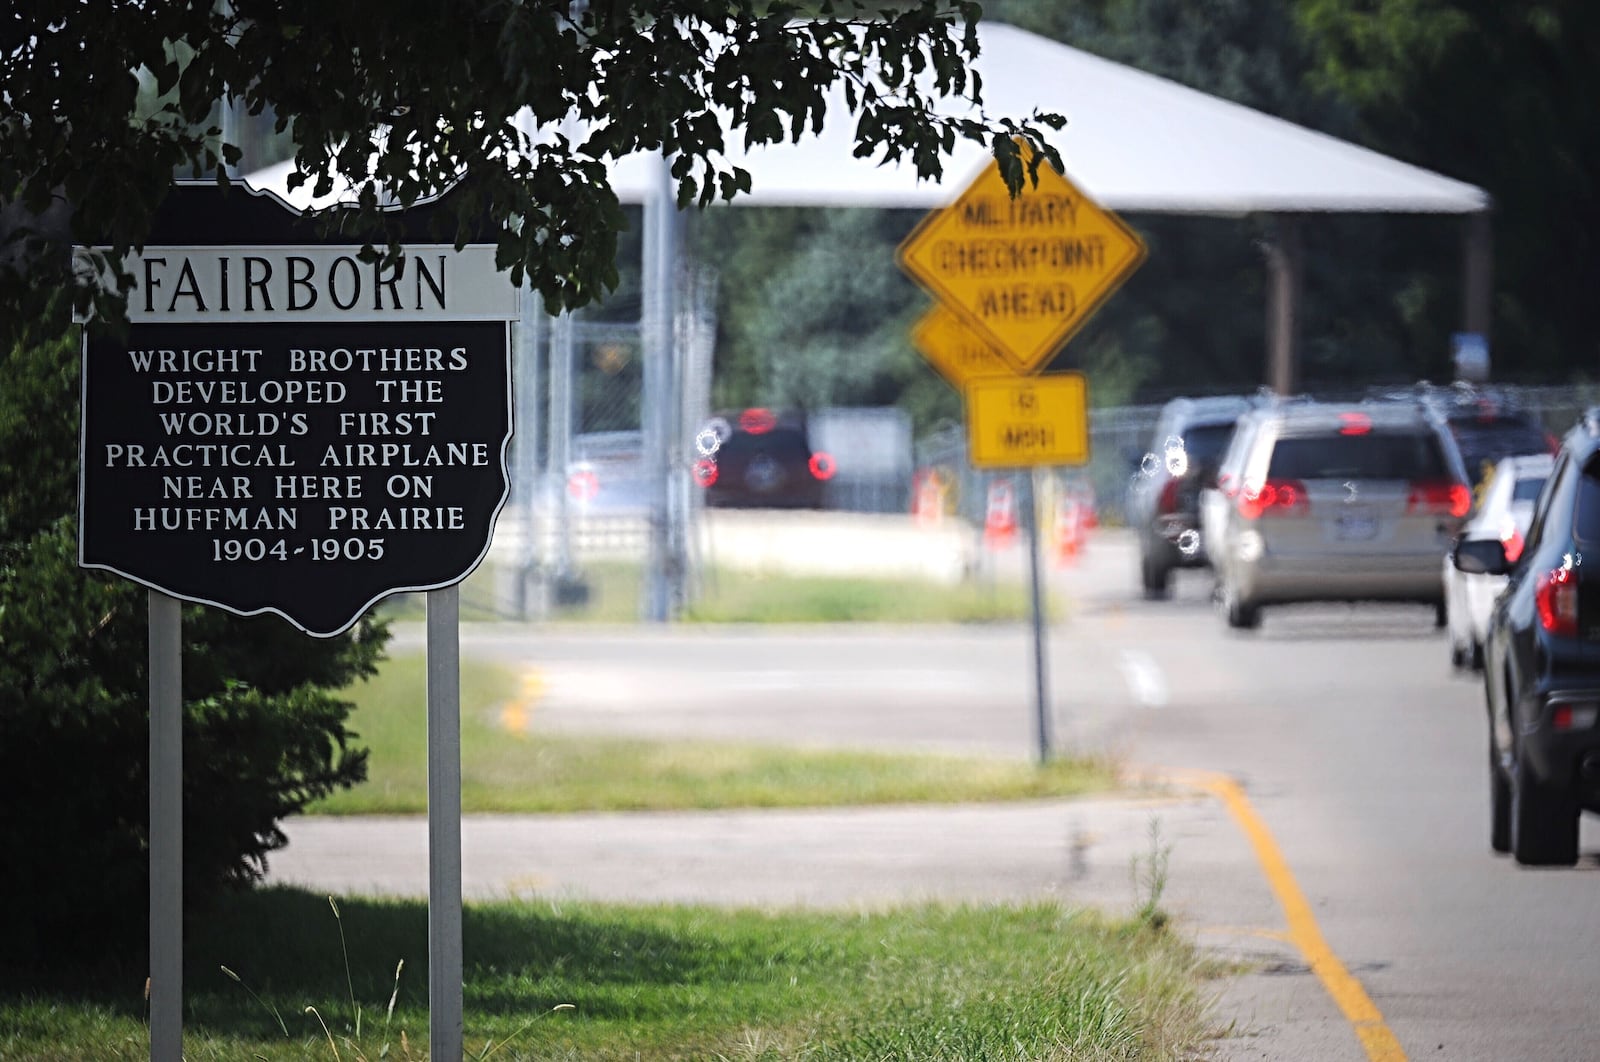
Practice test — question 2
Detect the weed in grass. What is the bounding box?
[328,896,361,1039]
[473,1003,576,1060]
[220,892,575,1062]
[305,1004,341,1059]
[220,895,415,1059]
[219,964,289,1038]
[1132,816,1173,932]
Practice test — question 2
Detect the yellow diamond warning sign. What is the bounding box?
[910,304,1016,392]
[897,147,1146,374]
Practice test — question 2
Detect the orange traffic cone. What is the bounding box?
[913,469,944,528]
[1053,494,1083,567]
[984,479,1018,550]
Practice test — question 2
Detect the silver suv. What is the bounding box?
[1209,401,1472,629]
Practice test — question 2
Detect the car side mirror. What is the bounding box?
[1453,535,1510,576]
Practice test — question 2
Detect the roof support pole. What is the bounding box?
[1462,209,1493,338]
[642,151,682,622]
[1263,214,1303,396]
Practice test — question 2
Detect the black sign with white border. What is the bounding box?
[79,182,518,637]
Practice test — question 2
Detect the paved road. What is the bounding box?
[270,528,1600,1061]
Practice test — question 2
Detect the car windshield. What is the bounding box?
[1268,431,1448,480]
[1575,459,1600,542]
[1181,423,1236,468]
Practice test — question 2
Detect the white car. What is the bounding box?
[1443,452,1555,670]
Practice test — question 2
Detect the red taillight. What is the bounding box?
[1157,477,1181,514]
[692,458,718,488]
[739,407,776,434]
[1238,478,1308,520]
[1339,412,1371,435]
[1535,566,1578,636]
[808,451,836,481]
[1407,480,1471,519]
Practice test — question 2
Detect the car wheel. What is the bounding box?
[1449,636,1471,671]
[1489,751,1511,855]
[1510,740,1579,867]
[1140,554,1171,601]
[1221,582,1261,630]
[1469,640,1484,671]
[1433,600,1448,629]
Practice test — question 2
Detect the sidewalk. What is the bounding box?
[268,787,1266,927]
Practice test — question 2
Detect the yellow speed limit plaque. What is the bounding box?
[965,373,1089,468]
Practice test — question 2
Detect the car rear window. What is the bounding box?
[719,428,810,460]
[1267,431,1449,481]
[1513,477,1547,503]
[1449,421,1551,465]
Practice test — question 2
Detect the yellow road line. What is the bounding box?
[1168,768,1407,1062]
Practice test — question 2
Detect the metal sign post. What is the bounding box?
[426,587,463,1060]
[1021,472,1054,764]
[147,591,182,1061]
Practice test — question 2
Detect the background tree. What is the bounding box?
[1298,0,1600,382]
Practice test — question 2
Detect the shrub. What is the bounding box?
[0,312,384,961]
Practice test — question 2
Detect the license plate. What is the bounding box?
[1335,510,1378,540]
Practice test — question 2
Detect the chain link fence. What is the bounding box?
[918,383,1600,530]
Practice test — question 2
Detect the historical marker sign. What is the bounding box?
[910,303,1017,392]
[966,373,1090,469]
[897,146,1146,373]
[79,182,519,637]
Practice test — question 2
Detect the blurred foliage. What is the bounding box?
[0,308,384,961]
[1297,0,1600,383]
[1,2,1062,327]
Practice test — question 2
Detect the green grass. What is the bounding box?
[312,653,1118,815]
[683,566,1047,623]
[0,887,1224,1060]
[380,561,1050,625]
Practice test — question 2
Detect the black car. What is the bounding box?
[700,408,831,510]
[1126,394,1263,599]
[1453,409,1600,866]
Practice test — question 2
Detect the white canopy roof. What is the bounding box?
[610,21,1488,215]
[246,20,1487,217]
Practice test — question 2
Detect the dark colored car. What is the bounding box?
[701,408,831,510]
[1376,383,1558,488]
[1453,410,1600,865]
[1442,407,1557,490]
[1126,394,1262,599]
